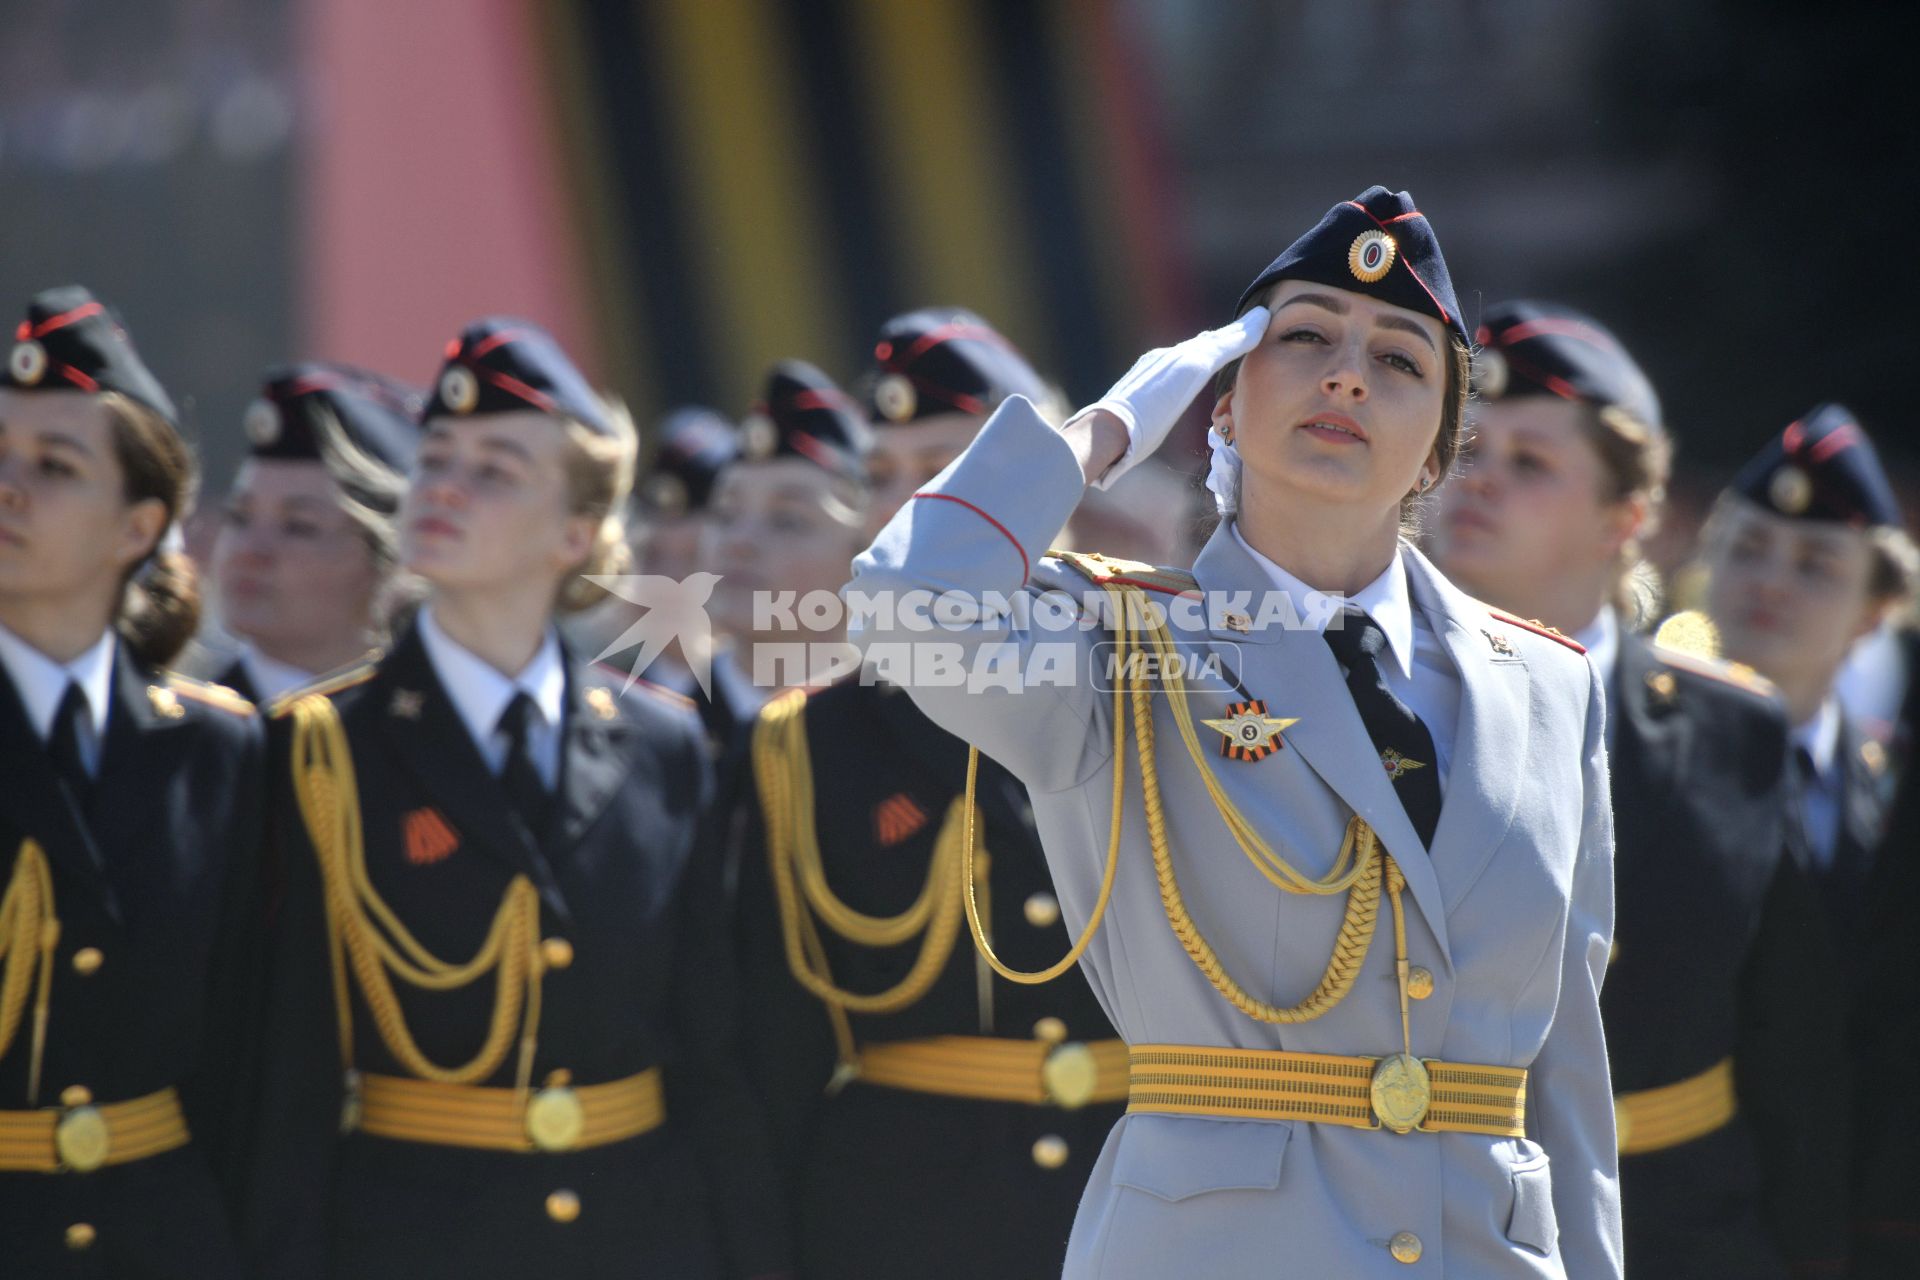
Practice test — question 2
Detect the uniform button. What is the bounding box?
[1406,967,1434,1000]
[545,1189,581,1223]
[541,938,574,970]
[71,947,104,976]
[65,1222,96,1251]
[1024,892,1061,928]
[1389,1231,1422,1264]
[1031,1135,1069,1169]
[61,1085,92,1108]
[1032,1017,1068,1045]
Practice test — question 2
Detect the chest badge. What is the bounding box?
[1203,699,1298,761]
[1380,748,1427,782]
[404,807,460,866]
[389,688,425,720]
[1480,629,1516,658]
[873,792,929,847]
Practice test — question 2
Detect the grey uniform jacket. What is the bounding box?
[843,397,1622,1279]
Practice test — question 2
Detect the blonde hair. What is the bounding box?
[1581,403,1674,629]
[555,396,639,614]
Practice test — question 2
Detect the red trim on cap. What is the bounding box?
[1494,317,1622,353]
[909,491,1028,583]
[477,366,558,415]
[1383,209,1426,224]
[469,328,532,359]
[904,375,986,417]
[443,339,461,358]
[1807,422,1861,463]
[283,373,356,399]
[54,365,100,393]
[28,301,106,338]
[13,322,28,341]
[788,432,844,472]
[885,322,1018,373]
[1342,202,1454,332]
[790,388,863,417]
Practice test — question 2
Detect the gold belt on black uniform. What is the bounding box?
[348,1068,665,1153]
[0,1086,190,1173]
[1615,1057,1736,1154]
[855,1035,1130,1109]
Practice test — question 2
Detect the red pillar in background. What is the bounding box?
[295,0,593,385]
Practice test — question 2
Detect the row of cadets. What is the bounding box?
[729,309,1132,1278]
[1424,303,1851,1277]
[0,286,267,1275]
[239,318,793,1279]
[1691,404,1920,1277]
[844,187,1623,1276]
[184,363,424,704]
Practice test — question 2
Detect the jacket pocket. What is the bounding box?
[1506,1151,1558,1256]
[1111,1115,1291,1203]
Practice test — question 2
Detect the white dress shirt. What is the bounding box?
[416,607,567,789]
[0,621,115,773]
[1791,697,1843,872]
[1231,524,1462,787]
[236,643,315,706]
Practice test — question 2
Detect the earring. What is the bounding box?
[1417,474,1432,492]
[1219,422,1234,444]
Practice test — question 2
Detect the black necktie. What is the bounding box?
[47,681,93,801]
[1323,607,1442,848]
[497,693,552,843]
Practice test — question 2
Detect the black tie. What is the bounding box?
[497,693,552,843]
[47,681,93,801]
[1323,607,1442,848]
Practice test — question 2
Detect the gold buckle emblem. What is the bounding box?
[55,1105,112,1172]
[526,1085,587,1151]
[1369,1053,1432,1134]
[1040,1042,1100,1110]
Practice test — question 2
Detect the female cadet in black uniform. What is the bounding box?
[201,363,421,704]
[242,319,790,1280]
[1690,407,1920,1276]
[0,286,265,1276]
[732,313,1128,1280]
[1425,302,1849,1277]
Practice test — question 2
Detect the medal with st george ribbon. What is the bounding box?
[1203,699,1299,761]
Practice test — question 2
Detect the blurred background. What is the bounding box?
[3,0,1913,569]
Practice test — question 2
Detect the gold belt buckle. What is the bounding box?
[1041,1042,1099,1110]
[1369,1053,1432,1134]
[526,1085,586,1152]
[55,1106,112,1173]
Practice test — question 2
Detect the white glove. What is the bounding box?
[1069,306,1270,490]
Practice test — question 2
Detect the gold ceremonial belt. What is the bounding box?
[352,1068,665,1154]
[1615,1057,1736,1155]
[0,1087,191,1173]
[1127,1044,1529,1137]
[856,1036,1130,1110]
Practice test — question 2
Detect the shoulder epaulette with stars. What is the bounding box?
[267,659,378,718]
[1646,646,1777,698]
[158,672,256,717]
[1486,608,1586,655]
[588,662,697,713]
[1047,548,1199,597]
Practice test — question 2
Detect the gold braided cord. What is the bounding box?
[960,584,1134,986]
[1125,585,1399,1023]
[754,689,972,1015]
[287,695,544,1089]
[0,840,58,1102]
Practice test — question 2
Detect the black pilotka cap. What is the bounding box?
[244,362,423,477]
[1472,301,1662,430]
[1730,403,1903,529]
[639,406,739,517]
[738,360,872,485]
[1235,187,1469,349]
[863,307,1050,425]
[4,285,178,426]
[424,317,612,435]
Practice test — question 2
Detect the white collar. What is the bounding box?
[1230,523,1416,679]
[1571,605,1619,690]
[0,622,116,742]
[417,606,567,745]
[237,643,315,705]
[1792,696,1842,781]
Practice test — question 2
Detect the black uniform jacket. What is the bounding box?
[733,676,1123,1280]
[241,623,790,1280]
[0,648,266,1278]
[1603,633,1849,1278]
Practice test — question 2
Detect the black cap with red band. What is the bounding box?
[863,307,1049,426]
[1730,403,1902,529]
[1472,300,1662,430]
[738,360,871,485]
[244,362,422,475]
[5,285,177,427]
[425,317,612,436]
[1236,186,1468,350]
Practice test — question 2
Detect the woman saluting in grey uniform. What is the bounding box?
[845,188,1619,1278]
